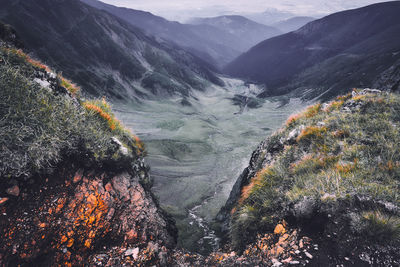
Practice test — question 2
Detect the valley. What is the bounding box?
[1,0,399,265]
[115,77,306,252]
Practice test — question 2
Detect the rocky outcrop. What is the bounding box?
[373,58,400,92]
[216,137,284,234]
[0,159,177,266]
[217,89,400,265]
[0,21,23,48]
[0,27,177,265]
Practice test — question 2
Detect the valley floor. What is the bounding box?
[115,77,307,252]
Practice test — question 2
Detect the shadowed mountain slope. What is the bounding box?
[0,0,223,100]
[81,0,243,68]
[225,1,400,100]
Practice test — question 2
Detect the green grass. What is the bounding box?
[0,46,144,180]
[230,90,400,248]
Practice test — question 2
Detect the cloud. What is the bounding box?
[99,0,392,21]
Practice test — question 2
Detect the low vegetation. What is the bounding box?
[231,90,400,248]
[0,46,144,180]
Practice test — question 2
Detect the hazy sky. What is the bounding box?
[99,0,395,21]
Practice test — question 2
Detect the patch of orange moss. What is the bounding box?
[336,159,358,175]
[296,126,327,143]
[3,47,82,97]
[332,129,350,139]
[238,167,273,205]
[286,114,301,127]
[60,77,80,96]
[336,92,352,102]
[7,48,51,72]
[290,153,339,175]
[352,94,367,102]
[379,160,400,172]
[83,102,118,131]
[304,103,322,118]
[325,100,344,112]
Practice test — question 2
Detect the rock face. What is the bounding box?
[216,136,283,234]
[0,160,177,266]
[373,58,400,92]
[0,22,23,48]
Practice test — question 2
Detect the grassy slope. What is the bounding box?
[231,90,400,248]
[0,46,144,180]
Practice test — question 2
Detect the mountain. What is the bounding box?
[188,15,282,52]
[0,0,223,100]
[225,2,400,100]
[245,9,294,25]
[81,0,241,68]
[272,16,315,33]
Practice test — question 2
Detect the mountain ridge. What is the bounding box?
[272,16,315,33]
[81,0,243,68]
[0,0,223,100]
[225,1,400,100]
[188,15,281,52]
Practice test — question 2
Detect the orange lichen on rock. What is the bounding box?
[84,239,92,248]
[274,223,287,235]
[0,167,176,265]
[73,170,84,183]
[61,235,68,244]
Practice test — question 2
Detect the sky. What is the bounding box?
[99,0,395,22]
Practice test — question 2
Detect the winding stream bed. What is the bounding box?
[116,77,307,252]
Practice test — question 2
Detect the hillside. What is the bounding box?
[0,24,177,265]
[188,15,281,52]
[225,2,400,100]
[0,0,222,101]
[217,89,400,265]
